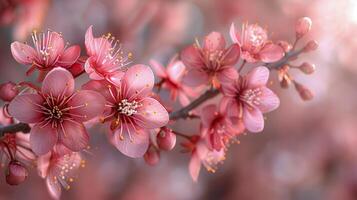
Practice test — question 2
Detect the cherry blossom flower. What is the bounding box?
[181,32,240,88]
[8,67,105,155]
[150,57,198,106]
[200,104,244,151]
[230,22,284,63]
[37,151,83,199]
[84,26,132,84]
[11,30,81,80]
[220,66,280,133]
[82,65,169,158]
[0,81,19,102]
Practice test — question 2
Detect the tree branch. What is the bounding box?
[0,123,31,137]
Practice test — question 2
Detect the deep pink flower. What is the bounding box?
[11,30,81,79]
[200,104,244,151]
[83,65,169,158]
[220,66,280,132]
[8,67,105,155]
[0,81,19,102]
[230,23,284,63]
[84,26,132,84]
[181,32,240,88]
[6,160,28,185]
[37,151,83,199]
[150,57,198,106]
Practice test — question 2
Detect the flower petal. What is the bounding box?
[134,97,169,129]
[46,177,62,200]
[257,87,280,113]
[222,44,240,66]
[200,104,218,128]
[8,94,44,123]
[203,32,226,51]
[178,92,190,106]
[181,45,204,69]
[246,66,269,88]
[150,59,167,78]
[58,120,89,152]
[259,43,285,63]
[217,66,238,85]
[47,32,65,65]
[11,42,37,65]
[189,153,201,182]
[220,80,238,97]
[167,61,186,83]
[37,153,51,178]
[122,64,154,99]
[82,80,115,103]
[182,69,209,87]
[30,124,58,155]
[57,45,81,67]
[42,67,75,98]
[229,23,240,45]
[68,90,105,122]
[243,107,264,133]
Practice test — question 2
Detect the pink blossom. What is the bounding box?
[37,151,83,199]
[82,65,169,158]
[8,67,105,155]
[6,160,28,185]
[200,104,244,151]
[150,57,198,106]
[0,81,19,102]
[84,26,132,84]
[230,23,284,63]
[11,30,81,80]
[181,32,240,88]
[220,66,280,133]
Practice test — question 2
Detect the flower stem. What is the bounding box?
[0,123,31,137]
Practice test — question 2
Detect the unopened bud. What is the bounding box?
[294,81,314,101]
[296,17,312,38]
[303,40,318,52]
[277,40,292,53]
[6,161,28,185]
[299,62,316,74]
[157,129,177,151]
[144,147,160,166]
[0,82,19,102]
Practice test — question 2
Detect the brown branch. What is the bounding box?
[0,123,31,137]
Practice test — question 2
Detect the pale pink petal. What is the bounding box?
[259,43,285,63]
[182,69,209,87]
[135,97,169,129]
[219,97,234,115]
[246,66,270,88]
[68,90,105,122]
[57,45,81,66]
[122,64,154,99]
[222,44,240,66]
[85,26,111,57]
[178,92,190,106]
[82,80,115,103]
[220,80,238,97]
[217,66,238,85]
[42,67,75,98]
[257,87,280,113]
[37,153,51,178]
[203,32,226,51]
[229,23,240,44]
[10,42,36,65]
[58,120,89,152]
[30,124,58,155]
[167,61,186,83]
[200,104,217,128]
[107,71,125,86]
[181,45,204,69]
[84,58,104,80]
[149,59,167,78]
[8,94,44,123]
[189,153,201,182]
[112,125,149,158]
[46,177,62,200]
[47,32,65,65]
[85,26,95,56]
[243,107,264,133]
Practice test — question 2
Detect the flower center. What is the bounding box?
[117,99,141,116]
[49,106,63,119]
[240,88,262,107]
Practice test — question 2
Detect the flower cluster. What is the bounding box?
[0,16,317,199]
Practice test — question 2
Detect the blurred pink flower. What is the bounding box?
[8,68,105,155]
[220,66,280,132]
[181,32,240,88]
[11,30,81,80]
[85,26,132,84]
[37,151,83,199]
[230,23,284,63]
[83,65,169,158]
[150,57,198,106]
[0,81,19,102]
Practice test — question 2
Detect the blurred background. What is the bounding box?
[1,0,357,199]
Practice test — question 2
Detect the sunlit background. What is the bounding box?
[1,0,357,199]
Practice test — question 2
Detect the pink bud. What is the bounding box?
[299,62,316,74]
[303,40,318,52]
[144,147,160,166]
[294,81,314,101]
[296,17,312,38]
[6,161,28,185]
[157,128,177,151]
[0,82,19,102]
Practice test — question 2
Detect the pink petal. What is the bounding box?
[82,80,115,103]
[134,97,169,129]
[8,94,44,123]
[189,153,201,182]
[217,66,238,85]
[37,153,51,178]
[85,26,111,57]
[85,26,95,56]
[178,92,190,106]
[10,42,36,65]
[200,104,217,128]
[149,59,167,78]
[122,64,154,99]
[30,124,58,155]
[182,69,209,87]
[42,67,75,98]
[220,80,238,97]
[58,120,89,152]
[111,125,149,158]
[167,61,186,83]
[107,70,125,86]
[46,176,62,200]
[47,32,65,65]
[257,87,280,113]
[180,45,204,69]
[68,90,105,122]
[203,32,226,51]
[243,107,264,133]
[84,58,104,80]
[57,45,81,67]
[259,43,285,63]
[222,44,240,66]
[219,97,235,115]
[246,66,269,88]
[229,23,240,44]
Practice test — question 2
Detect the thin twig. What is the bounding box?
[0,123,31,137]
